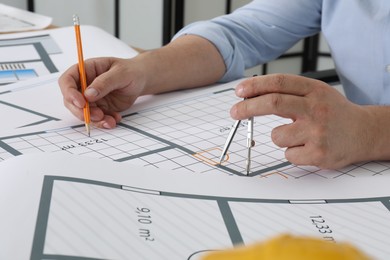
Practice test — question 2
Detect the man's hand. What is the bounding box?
[58,57,146,129]
[231,74,373,169]
[58,35,226,129]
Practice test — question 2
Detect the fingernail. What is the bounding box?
[85,88,99,98]
[91,114,100,121]
[73,99,83,108]
[236,85,244,96]
[230,105,238,119]
[102,122,111,129]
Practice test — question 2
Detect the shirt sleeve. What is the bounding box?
[173,0,323,82]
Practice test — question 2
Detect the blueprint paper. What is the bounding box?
[0,73,232,132]
[1,77,389,181]
[1,153,389,259]
[0,76,389,181]
[0,73,65,131]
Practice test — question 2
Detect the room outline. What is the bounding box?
[30,175,390,260]
[0,34,60,86]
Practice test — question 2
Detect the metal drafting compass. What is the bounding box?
[219,100,254,175]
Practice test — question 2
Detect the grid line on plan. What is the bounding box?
[1,88,390,178]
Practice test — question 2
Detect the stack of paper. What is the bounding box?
[0,4,52,33]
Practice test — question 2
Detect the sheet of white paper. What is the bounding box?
[0,73,231,132]
[1,153,389,259]
[0,44,40,62]
[0,4,52,33]
[0,73,80,131]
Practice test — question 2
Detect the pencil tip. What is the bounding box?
[85,124,91,137]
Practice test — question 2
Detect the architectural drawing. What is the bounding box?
[0,34,60,85]
[30,175,390,259]
[1,87,390,178]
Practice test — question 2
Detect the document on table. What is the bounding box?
[0,3,52,33]
[1,76,390,180]
[0,72,216,132]
[1,153,389,260]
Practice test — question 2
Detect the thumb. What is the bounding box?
[84,86,100,102]
[84,68,127,102]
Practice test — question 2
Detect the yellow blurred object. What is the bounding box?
[202,234,372,260]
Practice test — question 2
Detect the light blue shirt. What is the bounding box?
[174,0,390,105]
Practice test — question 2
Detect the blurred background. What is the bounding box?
[2,0,335,77]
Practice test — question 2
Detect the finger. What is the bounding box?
[105,109,122,123]
[285,141,336,169]
[58,64,86,110]
[271,122,308,148]
[89,104,122,122]
[58,63,80,94]
[84,57,117,85]
[62,96,85,121]
[285,145,321,167]
[89,105,105,121]
[92,113,122,129]
[59,58,117,105]
[235,74,321,98]
[230,93,308,120]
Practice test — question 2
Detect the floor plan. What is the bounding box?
[0,34,60,85]
[1,86,390,179]
[31,172,390,260]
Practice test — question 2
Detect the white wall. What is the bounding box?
[184,0,225,25]
[35,0,115,35]
[119,0,163,49]
[1,0,26,9]
[1,0,164,49]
